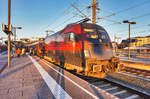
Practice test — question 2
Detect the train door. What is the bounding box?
[64,32,76,64]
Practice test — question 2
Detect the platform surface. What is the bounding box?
[0,51,8,73]
[0,55,118,99]
[119,56,150,64]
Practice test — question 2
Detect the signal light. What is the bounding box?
[2,24,14,35]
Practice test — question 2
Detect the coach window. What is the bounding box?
[70,32,75,42]
[65,32,74,42]
[65,33,69,42]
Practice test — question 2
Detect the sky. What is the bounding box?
[0,0,150,43]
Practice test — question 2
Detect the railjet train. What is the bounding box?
[32,19,121,78]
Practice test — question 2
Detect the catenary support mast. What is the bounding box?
[92,0,96,24]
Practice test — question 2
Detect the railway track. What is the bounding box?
[78,76,150,99]
[57,64,150,98]
[42,57,150,98]
[122,67,150,79]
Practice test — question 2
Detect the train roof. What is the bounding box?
[45,21,107,40]
[82,23,105,30]
[63,18,105,31]
[64,23,106,32]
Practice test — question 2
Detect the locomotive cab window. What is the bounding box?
[86,31,98,39]
[84,29,98,39]
[84,28,110,43]
[65,32,75,42]
[98,30,109,43]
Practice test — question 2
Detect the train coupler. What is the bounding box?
[92,65,102,72]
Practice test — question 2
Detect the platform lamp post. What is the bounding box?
[2,0,15,68]
[123,20,136,60]
[1,0,13,68]
[13,27,22,41]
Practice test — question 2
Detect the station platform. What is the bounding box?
[0,52,8,73]
[119,56,150,71]
[0,54,118,99]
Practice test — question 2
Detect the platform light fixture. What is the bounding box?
[13,27,22,41]
[123,20,136,60]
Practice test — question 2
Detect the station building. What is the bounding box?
[130,36,150,48]
[117,35,150,53]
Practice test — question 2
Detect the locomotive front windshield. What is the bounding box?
[84,28,110,43]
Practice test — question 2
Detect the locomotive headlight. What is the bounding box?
[84,50,90,57]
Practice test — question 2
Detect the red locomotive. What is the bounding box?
[34,20,121,78]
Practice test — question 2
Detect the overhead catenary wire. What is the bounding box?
[115,24,150,33]
[97,0,150,41]
[52,16,76,31]
[101,18,121,24]
[100,9,115,15]
[115,0,150,14]
[72,4,89,18]
[45,7,72,29]
[51,6,88,31]
[102,11,150,28]
[97,13,115,19]
[96,0,150,26]
[117,29,150,37]
[44,0,80,29]
[46,0,92,32]
[104,22,121,27]
[128,12,150,21]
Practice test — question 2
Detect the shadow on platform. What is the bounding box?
[0,61,33,80]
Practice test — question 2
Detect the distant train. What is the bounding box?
[30,20,121,78]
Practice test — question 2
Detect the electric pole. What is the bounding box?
[8,0,11,68]
[92,0,96,24]
[2,0,14,68]
[71,0,98,24]
[88,0,99,24]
